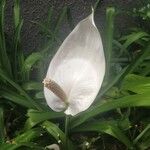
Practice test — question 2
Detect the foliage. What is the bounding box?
[0,0,150,149]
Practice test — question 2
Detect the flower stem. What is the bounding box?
[65,115,69,149]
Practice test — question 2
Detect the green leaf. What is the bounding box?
[94,0,101,10]
[70,93,150,128]
[113,40,129,56]
[66,8,74,30]
[22,52,43,80]
[133,124,150,144]
[0,128,45,150]
[35,91,44,99]
[105,7,115,78]
[118,43,150,83]
[0,68,43,110]
[73,121,133,149]
[96,66,128,100]
[22,81,43,91]
[14,0,21,28]
[46,7,53,28]
[122,74,150,94]
[0,107,5,144]
[25,109,64,129]
[0,90,34,108]
[42,121,75,149]
[13,19,24,78]
[13,0,24,79]
[15,128,44,143]
[0,142,45,150]
[54,6,67,35]
[139,61,150,76]
[120,31,149,49]
[31,21,60,43]
[0,0,12,76]
[138,138,150,150]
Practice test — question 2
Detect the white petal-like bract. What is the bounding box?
[44,11,105,116]
[46,144,60,150]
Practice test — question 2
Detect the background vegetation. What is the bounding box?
[0,0,150,149]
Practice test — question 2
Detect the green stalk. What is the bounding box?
[65,115,69,150]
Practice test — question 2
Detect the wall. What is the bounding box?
[5,0,140,52]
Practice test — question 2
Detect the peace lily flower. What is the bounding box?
[43,10,105,116]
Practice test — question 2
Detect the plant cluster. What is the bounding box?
[0,0,150,149]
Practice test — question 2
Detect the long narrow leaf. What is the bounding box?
[0,90,35,108]
[105,7,115,78]
[0,128,45,150]
[133,124,150,144]
[0,107,5,144]
[42,121,75,150]
[96,66,128,100]
[70,93,150,128]
[25,109,64,129]
[54,6,67,35]
[14,0,20,28]
[0,0,12,76]
[13,20,24,79]
[118,43,150,83]
[73,121,133,149]
[22,81,43,91]
[22,52,43,80]
[120,31,149,49]
[0,68,43,110]
[122,74,150,94]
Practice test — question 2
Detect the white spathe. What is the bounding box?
[46,144,60,150]
[44,11,105,116]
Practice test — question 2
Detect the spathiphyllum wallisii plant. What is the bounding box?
[43,9,105,149]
